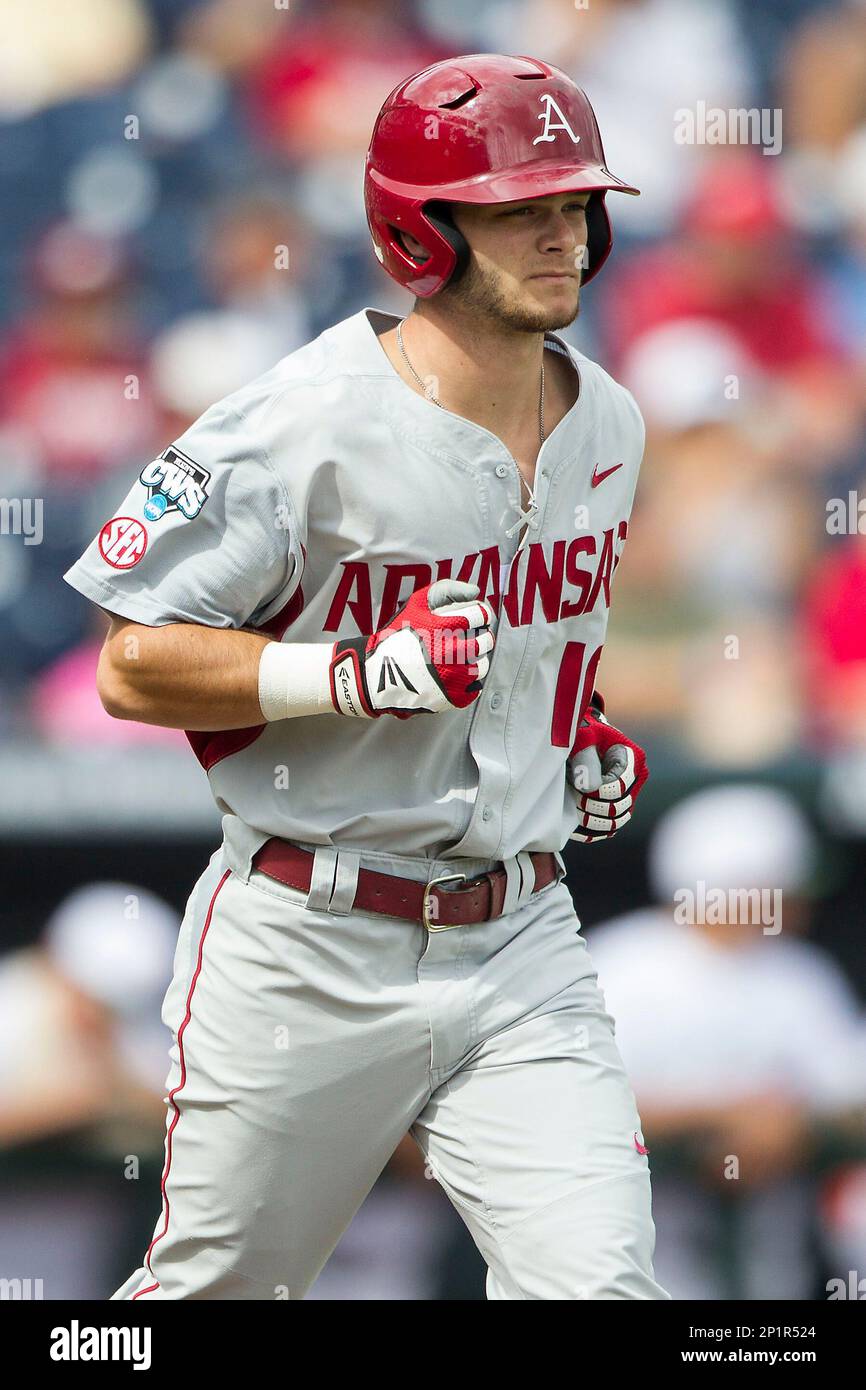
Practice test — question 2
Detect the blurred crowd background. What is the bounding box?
[2,0,866,1301]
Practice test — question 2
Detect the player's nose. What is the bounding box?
[538,208,584,254]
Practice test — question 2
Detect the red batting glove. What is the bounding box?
[567,696,649,843]
[329,579,495,719]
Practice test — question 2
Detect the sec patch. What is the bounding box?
[98,516,148,569]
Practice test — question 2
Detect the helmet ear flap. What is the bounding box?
[422,202,471,288]
[583,193,613,285]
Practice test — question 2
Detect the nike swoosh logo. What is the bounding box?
[634,1131,649,1155]
[591,463,624,488]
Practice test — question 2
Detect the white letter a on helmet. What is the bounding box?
[532,94,581,146]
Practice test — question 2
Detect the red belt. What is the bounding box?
[252,838,560,931]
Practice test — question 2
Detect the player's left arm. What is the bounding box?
[566,691,649,844]
[566,385,648,843]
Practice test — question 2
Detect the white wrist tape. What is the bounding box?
[257,641,334,721]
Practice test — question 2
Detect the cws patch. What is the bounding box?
[140,445,211,522]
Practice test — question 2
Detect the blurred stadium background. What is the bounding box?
[1,0,866,1300]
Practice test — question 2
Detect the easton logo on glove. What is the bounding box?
[567,694,649,843]
[377,655,418,696]
[329,579,496,719]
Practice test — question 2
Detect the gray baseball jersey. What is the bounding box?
[64,307,645,869]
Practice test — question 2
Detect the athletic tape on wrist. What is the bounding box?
[257,641,334,721]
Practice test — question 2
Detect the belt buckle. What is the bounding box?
[422,873,467,932]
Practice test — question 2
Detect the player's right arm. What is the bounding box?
[65,401,494,732]
[97,615,273,731]
[97,577,495,731]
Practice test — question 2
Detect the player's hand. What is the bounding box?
[567,694,648,842]
[329,579,496,718]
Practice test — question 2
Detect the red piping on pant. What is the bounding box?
[132,867,232,1300]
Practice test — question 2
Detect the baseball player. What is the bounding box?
[65,54,669,1301]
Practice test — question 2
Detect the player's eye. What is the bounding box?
[503,202,587,218]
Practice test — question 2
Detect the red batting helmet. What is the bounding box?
[365,53,639,297]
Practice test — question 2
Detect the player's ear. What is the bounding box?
[392,227,429,264]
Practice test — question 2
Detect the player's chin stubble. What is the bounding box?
[441,259,581,333]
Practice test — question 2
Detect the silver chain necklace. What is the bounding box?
[396,318,545,501]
